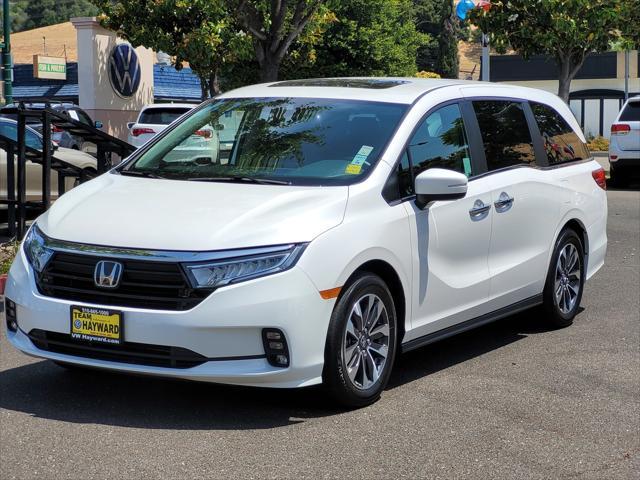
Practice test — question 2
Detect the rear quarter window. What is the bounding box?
[619,101,640,122]
[530,102,589,164]
[472,100,536,171]
[139,107,192,125]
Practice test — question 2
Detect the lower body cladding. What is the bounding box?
[5,250,334,388]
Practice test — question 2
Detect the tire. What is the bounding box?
[609,166,627,188]
[323,272,397,408]
[542,228,585,328]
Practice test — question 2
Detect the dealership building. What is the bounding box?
[5,17,202,140]
[3,17,640,142]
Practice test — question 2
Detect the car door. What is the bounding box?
[469,99,560,309]
[400,102,494,341]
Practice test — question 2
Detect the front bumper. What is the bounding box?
[5,248,334,388]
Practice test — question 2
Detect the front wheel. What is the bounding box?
[542,229,585,328]
[323,273,397,408]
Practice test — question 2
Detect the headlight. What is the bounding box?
[23,224,54,273]
[183,244,306,289]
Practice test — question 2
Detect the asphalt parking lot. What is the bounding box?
[1,186,638,480]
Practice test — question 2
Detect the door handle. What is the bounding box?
[469,199,491,219]
[494,192,514,212]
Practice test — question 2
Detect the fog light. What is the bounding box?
[262,328,289,367]
[5,298,18,332]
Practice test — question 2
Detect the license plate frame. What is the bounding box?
[70,305,124,345]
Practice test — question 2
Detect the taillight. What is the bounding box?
[194,129,212,139]
[611,123,630,135]
[131,127,155,137]
[592,168,606,190]
[51,125,63,133]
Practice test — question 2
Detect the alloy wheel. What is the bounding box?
[341,293,390,390]
[554,243,582,314]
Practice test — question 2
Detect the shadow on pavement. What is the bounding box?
[0,307,568,429]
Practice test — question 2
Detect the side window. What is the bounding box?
[472,100,536,170]
[408,103,473,179]
[76,110,94,126]
[25,129,43,150]
[397,151,413,197]
[530,102,589,164]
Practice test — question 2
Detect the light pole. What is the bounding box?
[2,0,12,104]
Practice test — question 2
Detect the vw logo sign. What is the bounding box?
[108,44,141,98]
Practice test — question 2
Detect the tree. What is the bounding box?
[620,0,640,49]
[284,0,428,79]
[93,0,251,99]
[1,0,99,32]
[414,0,460,78]
[470,0,626,102]
[232,0,328,81]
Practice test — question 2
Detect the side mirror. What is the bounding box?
[94,120,103,129]
[414,168,468,209]
[126,122,134,130]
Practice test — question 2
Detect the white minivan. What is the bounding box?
[5,78,607,406]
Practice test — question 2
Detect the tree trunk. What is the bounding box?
[557,60,572,103]
[260,55,280,82]
[209,70,220,97]
[557,53,586,104]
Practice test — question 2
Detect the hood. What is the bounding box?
[39,173,348,251]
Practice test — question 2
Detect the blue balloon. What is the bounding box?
[456,0,476,20]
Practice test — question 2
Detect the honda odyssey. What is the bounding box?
[5,78,607,406]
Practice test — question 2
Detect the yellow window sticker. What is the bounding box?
[345,145,374,174]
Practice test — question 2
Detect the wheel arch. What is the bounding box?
[341,259,408,345]
[551,214,589,272]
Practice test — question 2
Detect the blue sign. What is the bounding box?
[108,44,141,98]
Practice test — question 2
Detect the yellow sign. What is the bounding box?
[33,55,67,80]
[71,306,122,344]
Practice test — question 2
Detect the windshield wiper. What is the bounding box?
[187,176,291,185]
[118,170,167,179]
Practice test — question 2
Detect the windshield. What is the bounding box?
[123,97,407,185]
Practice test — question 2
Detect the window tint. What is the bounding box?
[139,107,192,125]
[619,101,640,121]
[0,121,42,149]
[76,110,94,126]
[408,103,472,179]
[472,100,536,170]
[530,102,589,164]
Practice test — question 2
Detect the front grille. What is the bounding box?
[36,252,212,310]
[29,329,208,368]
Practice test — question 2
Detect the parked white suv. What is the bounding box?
[127,103,194,148]
[5,78,607,407]
[608,96,640,186]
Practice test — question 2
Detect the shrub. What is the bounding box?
[415,70,441,78]
[1,240,18,275]
[587,135,609,152]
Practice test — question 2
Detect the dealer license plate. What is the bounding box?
[70,306,123,344]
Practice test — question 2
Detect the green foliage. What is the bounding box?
[0,239,18,275]
[469,0,626,100]
[414,0,460,78]
[285,0,428,79]
[93,0,252,98]
[619,0,640,49]
[1,0,98,32]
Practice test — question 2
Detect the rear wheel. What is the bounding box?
[323,273,397,408]
[542,229,585,328]
[609,165,628,188]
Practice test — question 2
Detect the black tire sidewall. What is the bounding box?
[323,273,397,407]
[543,229,585,326]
